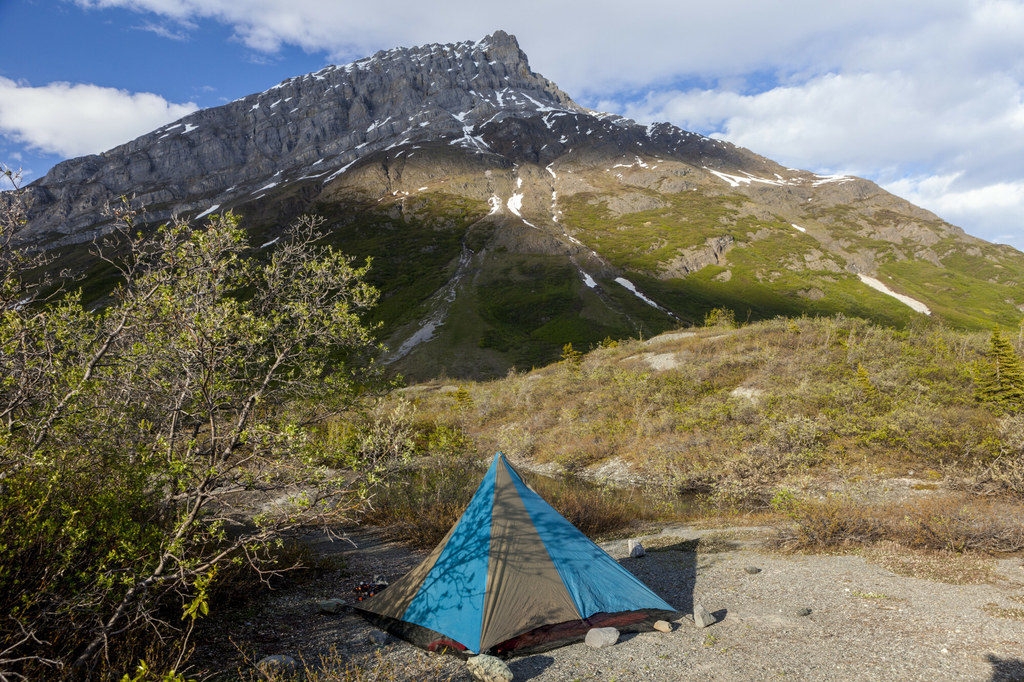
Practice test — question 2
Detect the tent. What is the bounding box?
[355,452,675,656]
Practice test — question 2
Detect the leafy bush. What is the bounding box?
[0,190,385,679]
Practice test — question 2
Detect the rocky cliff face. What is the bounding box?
[20,31,582,246]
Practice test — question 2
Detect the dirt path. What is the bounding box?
[196,525,1024,681]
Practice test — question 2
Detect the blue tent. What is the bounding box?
[356,453,675,655]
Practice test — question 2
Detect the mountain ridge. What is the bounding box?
[19,30,582,246]
[12,30,1024,379]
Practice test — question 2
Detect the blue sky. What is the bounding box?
[2,0,1024,251]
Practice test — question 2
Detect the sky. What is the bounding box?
[1,0,1023,251]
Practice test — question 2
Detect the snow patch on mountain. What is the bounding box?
[387,245,475,362]
[858,274,931,315]
[615,277,661,309]
[195,204,220,219]
[507,192,524,216]
[813,174,854,186]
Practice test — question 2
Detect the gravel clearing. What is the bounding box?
[197,526,1024,681]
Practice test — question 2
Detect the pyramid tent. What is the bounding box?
[355,453,675,656]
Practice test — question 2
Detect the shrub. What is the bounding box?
[774,492,1024,553]
[703,306,736,328]
[0,197,385,678]
[975,327,1024,411]
[359,455,482,548]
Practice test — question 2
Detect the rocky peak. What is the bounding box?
[19,31,583,247]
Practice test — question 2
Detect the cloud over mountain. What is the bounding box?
[0,77,197,158]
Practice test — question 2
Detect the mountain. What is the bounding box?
[16,31,1024,380]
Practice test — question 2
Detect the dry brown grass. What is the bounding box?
[982,603,1024,621]
[862,542,997,585]
[774,493,1024,555]
[358,455,483,548]
[359,316,1024,572]
[399,316,1009,502]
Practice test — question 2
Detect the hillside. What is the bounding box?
[377,315,1024,505]
[16,31,1024,382]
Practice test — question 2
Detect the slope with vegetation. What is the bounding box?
[6,29,1024,680]
[347,313,1024,552]
[5,159,1024,679]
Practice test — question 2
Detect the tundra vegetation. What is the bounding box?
[3,167,1024,679]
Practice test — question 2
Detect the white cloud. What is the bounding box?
[69,1,968,92]
[885,174,1024,251]
[617,68,1024,179]
[0,77,197,158]
[136,21,191,41]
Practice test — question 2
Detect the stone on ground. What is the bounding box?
[256,654,298,679]
[585,626,620,648]
[653,620,672,633]
[694,604,716,628]
[316,598,347,614]
[466,654,514,682]
[628,539,646,558]
[796,607,812,617]
[367,629,388,645]
[744,566,762,574]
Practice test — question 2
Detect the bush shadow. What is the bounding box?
[988,653,1024,681]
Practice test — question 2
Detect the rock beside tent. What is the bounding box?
[584,627,619,649]
[467,654,513,682]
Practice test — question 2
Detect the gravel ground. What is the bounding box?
[196,525,1024,681]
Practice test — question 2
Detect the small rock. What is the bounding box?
[585,627,620,648]
[628,539,646,558]
[367,629,388,645]
[256,654,298,680]
[466,654,514,682]
[694,604,716,628]
[744,566,762,574]
[796,607,812,617]
[316,598,347,614]
[653,620,672,633]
